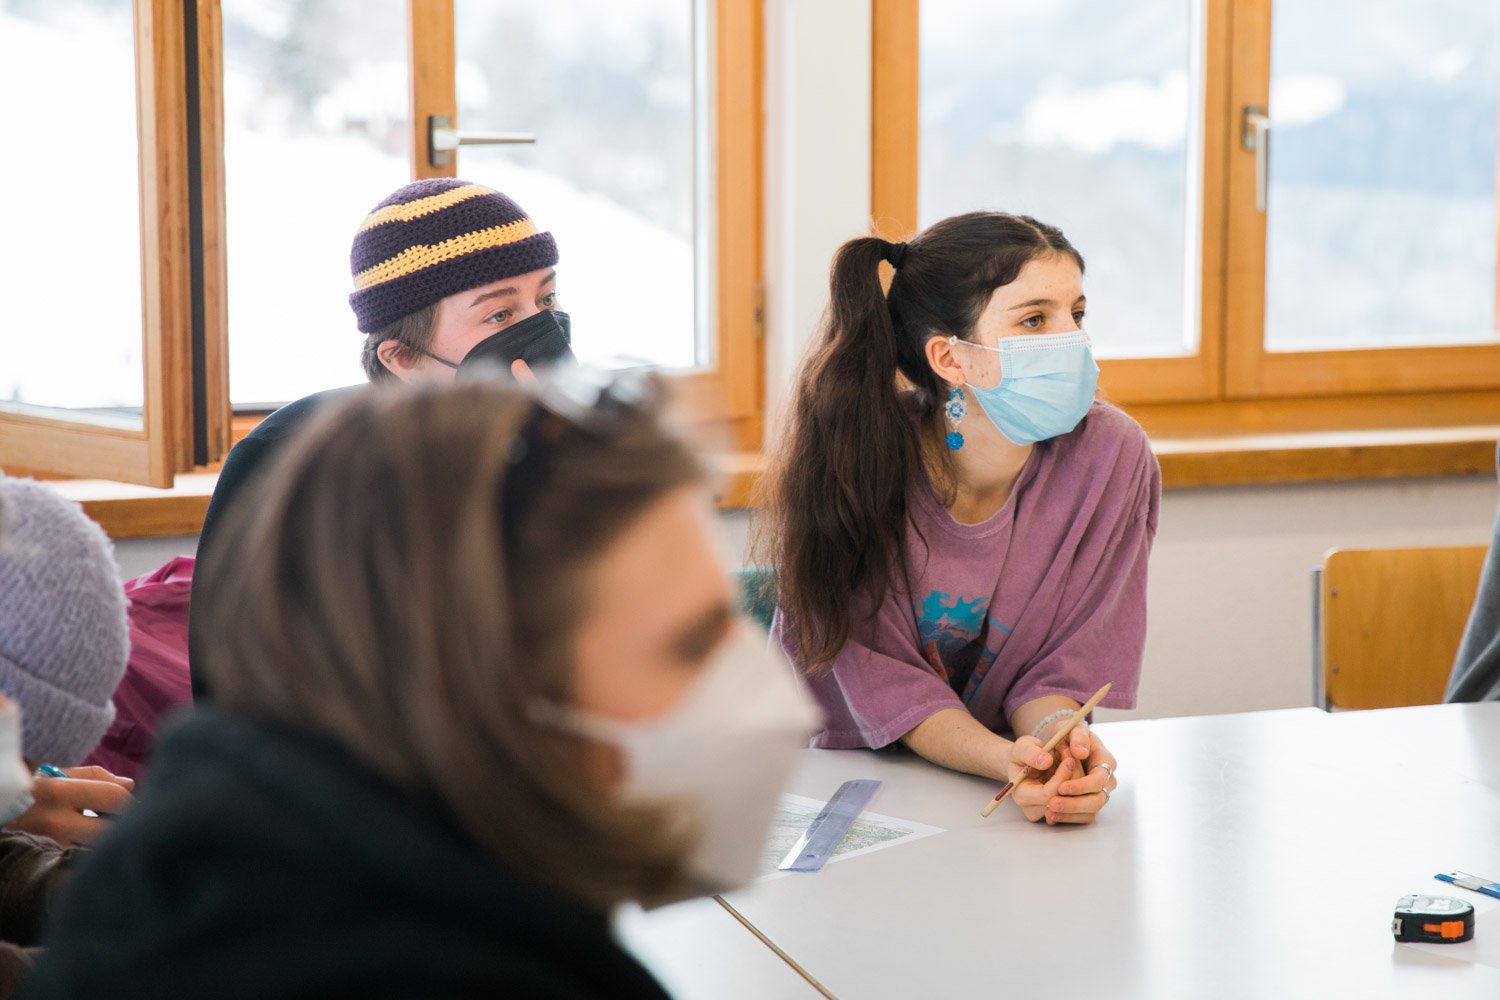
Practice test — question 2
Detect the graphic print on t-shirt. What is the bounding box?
[915,591,1011,702]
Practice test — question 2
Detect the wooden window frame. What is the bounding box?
[0,0,228,488]
[18,0,1496,533]
[874,0,1228,407]
[409,0,765,451]
[1222,0,1500,401]
[3,0,758,491]
[871,0,1500,441]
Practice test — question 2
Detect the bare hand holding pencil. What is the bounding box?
[984,683,1120,825]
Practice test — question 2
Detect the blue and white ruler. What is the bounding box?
[1436,870,1500,900]
[778,779,883,873]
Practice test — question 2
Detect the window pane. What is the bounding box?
[454,0,702,369]
[1265,1,1500,351]
[919,1,1203,359]
[222,0,410,406]
[0,0,143,427]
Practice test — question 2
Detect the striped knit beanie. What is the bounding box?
[348,178,560,334]
[0,477,128,765]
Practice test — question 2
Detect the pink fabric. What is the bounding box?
[83,556,194,779]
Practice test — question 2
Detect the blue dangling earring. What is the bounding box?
[944,386,966,450]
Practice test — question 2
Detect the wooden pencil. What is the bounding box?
[980,682,1112,818]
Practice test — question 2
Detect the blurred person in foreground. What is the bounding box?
[25,371,818,999]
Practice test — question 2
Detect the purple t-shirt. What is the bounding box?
[774,401,1161,749]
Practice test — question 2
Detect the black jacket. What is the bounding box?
[22,709,671,1000]
[190,386,361,700]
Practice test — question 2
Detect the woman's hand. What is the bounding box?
[1007,726,1118,825]
[6,766,135,847]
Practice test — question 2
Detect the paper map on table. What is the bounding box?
[756,792,945,880]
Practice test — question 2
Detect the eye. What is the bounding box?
[676,634,720,669]
[673,612,734,667]
[1073,310,1086,325]
[540,292,558,308]
[1020,313,1045,329]
[483,309,512,326]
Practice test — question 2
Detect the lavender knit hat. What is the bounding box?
[0,478,128,765]
[348,178,560,333]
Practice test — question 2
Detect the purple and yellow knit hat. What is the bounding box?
[348,178,559,333]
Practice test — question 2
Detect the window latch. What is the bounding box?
[427,115,536,169]
[1240,105,1271,213]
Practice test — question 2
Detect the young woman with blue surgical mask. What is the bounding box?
[758,212,1160,826]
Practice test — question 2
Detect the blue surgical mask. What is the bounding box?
[950,330,1099,445]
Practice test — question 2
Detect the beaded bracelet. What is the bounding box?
[1030,708,1077,740]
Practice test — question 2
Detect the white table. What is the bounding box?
[626,703,1500,999]
[615,896,826,999]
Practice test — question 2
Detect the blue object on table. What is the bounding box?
[778,779,883,873]
[1436,870,1500,900]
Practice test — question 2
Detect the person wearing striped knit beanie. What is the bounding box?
[351,178,570,382]
[192,179,570,700]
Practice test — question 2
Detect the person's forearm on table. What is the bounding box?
[901,708,1018,780]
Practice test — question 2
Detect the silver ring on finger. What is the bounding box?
[1097,762,1114,781]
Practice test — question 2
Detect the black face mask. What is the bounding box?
[454,309,575,379]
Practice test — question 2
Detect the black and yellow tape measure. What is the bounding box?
[1392,895,1475,943]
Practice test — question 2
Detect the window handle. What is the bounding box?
[427,114,536,168]
[1240,104,1271,213]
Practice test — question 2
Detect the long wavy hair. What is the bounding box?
[756,212,1083,670]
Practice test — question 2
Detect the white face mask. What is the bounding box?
[539,624,821,894]
[0,701,34,826]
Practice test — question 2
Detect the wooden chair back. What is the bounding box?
[1317,545,1487,710]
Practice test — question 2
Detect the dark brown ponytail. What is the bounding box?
[756,212,1083,670]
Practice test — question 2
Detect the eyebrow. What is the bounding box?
[1008,295,1087,312]
[467,271,558,310]
[469,287,518,308]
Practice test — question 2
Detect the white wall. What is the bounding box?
[114,536,196,580]
[762,0,872,420]
[1125,477,1496,721]
[754,0,1499,722]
